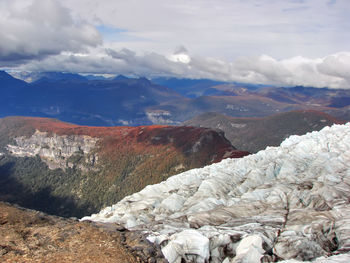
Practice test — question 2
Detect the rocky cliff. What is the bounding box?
[7,130,99,170]
[0,116,248,218]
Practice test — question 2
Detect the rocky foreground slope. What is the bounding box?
[84,123,350,262]
[0,201,169,263]
[0,117,248,217]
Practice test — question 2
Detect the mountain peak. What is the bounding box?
[137,76,152,86]
[0,70,19,80]
[0,70,28,88]
[113,74,129,80]
[32,72,87,83]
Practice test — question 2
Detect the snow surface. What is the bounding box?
[82,123,350,262]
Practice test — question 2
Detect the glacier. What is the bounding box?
[82,123,350,262]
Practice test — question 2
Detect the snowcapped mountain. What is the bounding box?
[83,123,350,263]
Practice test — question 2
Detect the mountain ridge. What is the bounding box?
[2,71,350,126]
[183,110,345,152]
[0,72,184,126]
[0,116,248,217]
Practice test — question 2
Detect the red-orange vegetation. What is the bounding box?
[1,116,247,162]
[0,116,249,207]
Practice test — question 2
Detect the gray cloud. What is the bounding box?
[20,48,190,77]
[60,0,350,59]
[174,46,188,55]
[17,47,350,89]
[0,0,102,65]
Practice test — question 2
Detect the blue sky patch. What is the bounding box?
[96,25,128,41]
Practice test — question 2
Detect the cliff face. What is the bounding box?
[0,116,248,218]
[7,130,99,170]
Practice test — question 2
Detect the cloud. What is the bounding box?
[229,55,348,88]
[0,0,102,65]
[1,1,349,89]
[20,48,190,77]
[317,53,350,81]
[169,46,191,64]
[59,0,350,59]
[105,48,190,76]
[17,47,350,89]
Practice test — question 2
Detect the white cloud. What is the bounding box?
[18,47,350,89]
[0,0,101,65]
[317,53,350,81]
[169,46,191,64]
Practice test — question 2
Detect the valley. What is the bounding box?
[184,110,345,153]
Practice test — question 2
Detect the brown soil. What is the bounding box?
[0,202,143,263]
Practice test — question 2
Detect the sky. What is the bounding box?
[0,0,350,88]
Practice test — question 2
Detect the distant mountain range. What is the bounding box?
[151,77,272,98]
[151,77,226,98]
[147,81,350,123]
[0,116,248,217]
[1,71,350,126]
[183,110,345,153]
[9,71,90,83]
[1,71,183,126]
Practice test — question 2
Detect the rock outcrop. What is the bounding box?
[7,130,98,170]
[84,123,350,262]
